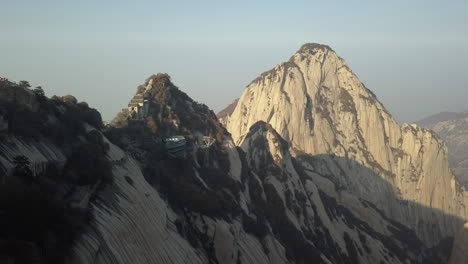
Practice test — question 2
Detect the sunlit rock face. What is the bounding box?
[418,111,468,187]
[224,43,468,247]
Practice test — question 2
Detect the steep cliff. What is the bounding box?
[224,43,468,247]
[237,121,450,263]
[218,98,239,125]
[417,111,468,186]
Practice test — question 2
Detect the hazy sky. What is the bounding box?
[1,0,467,123]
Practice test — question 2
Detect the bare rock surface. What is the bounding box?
[225,43,468,248]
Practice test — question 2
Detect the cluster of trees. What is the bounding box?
[0,80,103,144]
[17,80,45,103]
[64,130,112,185]
[0,79,113,263]
[12,155,34,181]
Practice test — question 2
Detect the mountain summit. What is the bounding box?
[224,43,468,250]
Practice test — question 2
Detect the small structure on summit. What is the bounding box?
[128,94,144,112]
[127,93,150,119]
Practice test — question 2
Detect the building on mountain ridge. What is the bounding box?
[127,93,150,119]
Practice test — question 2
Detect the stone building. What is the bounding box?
[127,93,150,119]
[128,94,144,112]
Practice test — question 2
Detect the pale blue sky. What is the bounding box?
[1,0,467,122]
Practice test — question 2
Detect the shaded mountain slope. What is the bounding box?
[0,79,109,263]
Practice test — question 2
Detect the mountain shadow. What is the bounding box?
[295,153,460,261]
[238,120,463,264]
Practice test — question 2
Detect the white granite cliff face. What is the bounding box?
[237,122,443,264]
[0,122,451,263]
[70,136,272,264]
[224,43,468,246]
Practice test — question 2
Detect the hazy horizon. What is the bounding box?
[1,0,467,123]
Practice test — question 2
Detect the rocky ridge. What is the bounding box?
[417,111,468,186]
[217,98,239,125]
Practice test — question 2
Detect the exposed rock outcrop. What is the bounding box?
[238,121,449,263]
[224,43,468,247]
